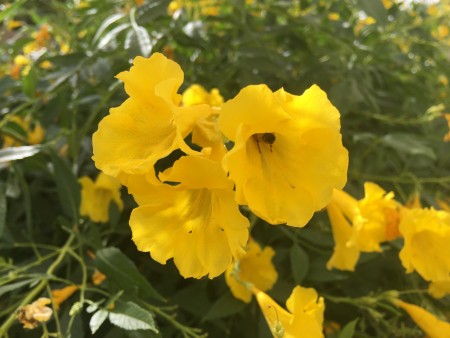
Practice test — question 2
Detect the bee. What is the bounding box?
[252,133,276,153]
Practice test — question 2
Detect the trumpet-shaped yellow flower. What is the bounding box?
[2,115,44,148]
[326,183,400,270]
[254,285,325,338]
[129,156,249,279]
[399,207,450,282]
[79,172,123,223]
[395,299,450,338]
[51,285,79,311]
[182,84,224,107]
[219,84,348,227]
[225,239,277,303]
[92,53,211,183]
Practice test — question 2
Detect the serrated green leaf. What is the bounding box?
[109,301,158,332]
[338,318,359,338]
[290,244,309,283]
[0,145,41,163]
[204,291,246,320]
[95,247,164,302]
[89,309,108,334]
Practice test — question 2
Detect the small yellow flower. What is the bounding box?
[92,270,107,285]
[129,156,249,279]
[327,13,340,21]
[219,84,348,227]
[79,172,123,223]
[6,20,23,31]
[92,53,212,184]
[52,285,79,311]
[225,239,277,303]
[439,75,449,87]
[382,0,393,9]
[2,116,44,148]
[443,114,450,142]
[434,25,449,40]
[168,0,182,15]
[17,298,53,329]
[395,299,450,338]
[354,16,376,35]
[254,286,325,338]
[399,207,450,282]
[182,84,224,107]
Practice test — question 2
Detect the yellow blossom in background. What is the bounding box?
[382,0,393,9]
[2,115,44,148]
[79,172,123,223]
[23,24,51,54]
[439,75,449,86]
[443,114,450,142]
[225,239,277,303]
[6,20,23,31]
[92,53,212,185]
[9,55,30,80]
[437,198,450,211]
[51,285,79,311]
[168,0,182,15]
[17,298,53,329]
[327,13,340,21]
[429,280,450,299]
[129,156,249,279]
[182,84,224,107]
[219,84,348,227]
[433,25,450,40]
[399,207,450,282]
[254,286,325,338]
[39,60,53,70]
[395,299,450,338]
[92,270,106,285]
[354,16,376,35]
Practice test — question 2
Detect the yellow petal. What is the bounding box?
[429,281,450,299]
[326,201,360,271]
[395,300,450,338]
[52,285,79,311]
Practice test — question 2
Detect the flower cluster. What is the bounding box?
[326,183,450,298]
[93,52,348,279]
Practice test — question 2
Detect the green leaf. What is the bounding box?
[290,244,309,283]
[97,23,131,50]
[0,0,28,21]
[109,301,158,332]
[89,309,108,334]
[49,151,80,221]
[0,182,6,237]
[204,291,246,320]
[22,67,38,98]
[0,145,41,163]
[380,133,436,160]
[0,279,35,297]
[92,13,127,45]
[95,247,164,302]
[338,318,359,338]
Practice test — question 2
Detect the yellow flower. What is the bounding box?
[39,60,53,70]
[326,199,360,271]
[443,114,450,142]
[92,53,211,184]
[9,55,30,80]
[219,84,348,227]
[2,115,44,148]
[17,298,53,329]
[354,16,376,35]
[182,84,224,107]
[168,0,182,15]
[79,172,123,223]
[439,75,449,87]
[382,0,393,9]
[429,280,450,299]
[327,13,340,21]
[395,299,450,338]
[129,156,249,279]
[52,285,79,311]
[254,286,325,338]
[225,239,277,303]
[6,20,23,31]
[399,207,450,282]
[434,25,450,40]
[92,270,107,285]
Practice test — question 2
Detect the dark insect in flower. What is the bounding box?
[252,133,276,153]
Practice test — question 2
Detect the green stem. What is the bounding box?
[0,234,75,336]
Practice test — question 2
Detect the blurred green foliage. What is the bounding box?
[0,0,449,337]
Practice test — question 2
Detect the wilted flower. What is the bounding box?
[219,84,348,227]
[225,239,277,303]
[79,172,123,223]
[399,207,450,282]
[254,285,325,338]
[17,298,53,329]
[129,156,249,279]
[394,299,450,338]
